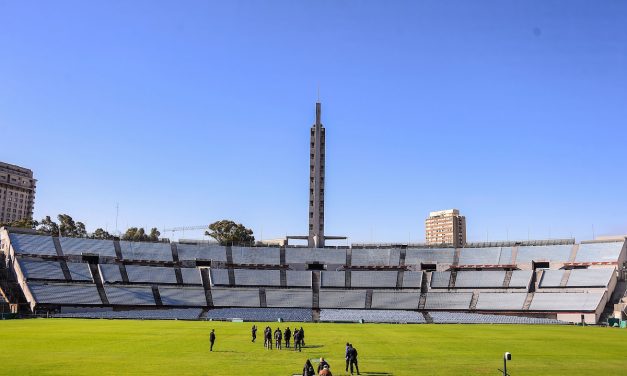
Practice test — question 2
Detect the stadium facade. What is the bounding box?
[1,227,625,324]
[0,161,36,224]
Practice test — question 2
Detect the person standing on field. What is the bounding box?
[252,325,257,343]
[284,327,292,348]
[348,344,360,375]
[274,327,282,349]
[209,329,216,352]
[345,343,351,372]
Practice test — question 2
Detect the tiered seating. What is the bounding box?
[459,247,511,265]
[67,262,93,281]
[424,292,472,310]
[475,292,527,310]
[351,271,397,288]
[430,271,451,288]
[28,283,102,305]
[508,270,532,288]
[351,248,400,266]
[265,289,312,308]
[59,237,116,257]
[566,268,614,287]
[529,292,605,311]
[9,233,56,256]
[284,248,346,265]
[405,248,455,265]
[211,288,260,307]
[54,308,203,320]
[233,269,280,286]
[429,311,564,324]
[209,268,230,285]
[176,244,227,261]
[99,264,123,283]
[575,242,624,263]
[371,291,420,310]
[204,308,312,321]
[320,271,345,287]
[104,285,155,305]
[125,265,177,284]
[320,309,426,323]
[539,270,566,288]
[231,247,279,264]
[455,270,506,288]
[18,259,66,280]
[401,271,423,288]
[119,241,172,262]
[286,271,312,287]
[180,267,202,285]
[319,290,366,309]
[516,245,573,263]
[159,286,207,306]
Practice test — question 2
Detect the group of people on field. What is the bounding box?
[302,343,359,376]
[251,325,306,351]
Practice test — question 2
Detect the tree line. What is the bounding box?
[1,215,255,245]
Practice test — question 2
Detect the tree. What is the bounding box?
[38,216,60,236]
[92,228,114,240]
[205,220,255,246]
[122,227,161,242]
[0,217,38,229]
[149,227,160,241]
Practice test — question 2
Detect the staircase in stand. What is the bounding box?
[259,288,267,308]
[88,263,109,305]
[448,270,458,289]
[559,269,572,287]
[502,270,513,288]
[422,311,434,324]
[365,289,373,309]
[522,292,534,310]
[312,271,320,309]
[152,285,163,306]
[469,290,480,310]
[418,271,429,310]
[52,237,72,281]
[200,268,214,307]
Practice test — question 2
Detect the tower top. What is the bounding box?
[315,102,322,126]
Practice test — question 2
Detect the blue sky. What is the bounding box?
[1,1,626,243]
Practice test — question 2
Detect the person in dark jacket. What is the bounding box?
[317,358,330,374]
[209,329,216,352]
[251,325,257,343]
[345,343,351,372]
[303,359,315,376]
[348,344,360,375]
[284,327,292,348]
[274,327,282,349]
[299,326,305,346]
[293,329,302,352]
[265,326,273,350]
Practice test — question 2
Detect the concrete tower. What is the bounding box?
[308,102,325,247]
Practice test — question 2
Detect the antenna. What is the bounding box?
[317,84,320,102]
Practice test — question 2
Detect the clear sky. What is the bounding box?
[1,1,626,244]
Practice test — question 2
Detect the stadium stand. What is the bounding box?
[430,271,451,288]
[125,265,177,284]
[508,270,533,288]
[28,283,102,305]
[566,268,615,288]
[119,241,173,262]
[159,286,207,306]
[99,264,123,283]
[351,248,400,266]
[204,308,312,322]
[455,270,506,288]
[104,285,155,305]
[405,248,455,265]
[320,271,345,287]
[428,312,564,324]
[475,292,527,310]
[265,289,312,308]
[67,263,93,281]
[458,247,512,265]
[529,292,605,311]
[54,308,203,320]
[18,259,66,280]
[575,242,625,263]
[176,244,227,261]
[424,292,473,310]
[180,267,202,285]
[516,245,573,263]
[211,288,260,307]
[371,291,420,310]
[286,271,312,287]
[319,290,366,309]
[284,248,346,265]
[351,271,398,288]
[209,268,230,286]
[9,233,57,256]
[59,237,116,257]
[320,309,426,323]
[231,247,280,265]
[233,269,280,286]
[402,271,423,289]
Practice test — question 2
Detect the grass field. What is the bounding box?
[1,319,626,375]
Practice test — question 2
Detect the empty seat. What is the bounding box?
[455,271,506,288]
[351,248,400,266]
[320,309,426,324]
[539,270,565,288]
[233,269,280,286]
[286,271,312,287]
[181,267,202,285]
[176,244,227,261]
[67,262,93,281]
[516,245,573,263]
[351,271,398,288]
[320,271,345,288]
[265,289,312,308]
[566,268,614,288]
[508,270,533,288]
[211,288,260,307]
[530,292,604,311]
[125,265,177,284]
[458,248,502,265]
[231,247,280,265]
[209,268,230,286]
[59,237,116,257]
[159,287,207,306]
[319,290,366,309]
[9,233,56,256]
[430,271,451,288]
[401,271,423,289]
[204,308,311,321]
[405,248,455,265]
[475,292,527,310]
[28,283,102,305]
[18,259,65,280]
[575,242,624,263]
[99,264,123,283]
[119,241,173,262]
[371,291,420,310]
[105,285,156,305]
[285,248,346,265]
[424,292,473,310]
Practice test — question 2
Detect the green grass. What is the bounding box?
[1,319,626,375]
